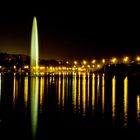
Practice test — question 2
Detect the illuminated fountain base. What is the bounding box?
[30,17,39,76]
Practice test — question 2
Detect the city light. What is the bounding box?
[97,64,100,68]
[111,58,117,63]
[83,60,87,65]
[136,56,140,61]
[14,65,16,69]
[24,65,29,69]
[92,59,96,64]
[74,61,78,65]
[123,57,129,63]
[102,59,105,64]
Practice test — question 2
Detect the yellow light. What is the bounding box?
[62,67,66,70]
[78,68,81,71]
[97,64,100,68]
[92,60,96,64]
[83,60,87,65]
[87,65,90,68]
[66,61,69,64]
[24,65,29,69]
[136,56,140,61]
[14,65,16,69]
[92,65,95,68]
[50,67,53,70]
[102,59,105,64]
[123,57,129,63]
[111,58,117,63]
[0,66,2,69]
[40,66,45,70]
[74,61,78,65]
[72,67,75,71]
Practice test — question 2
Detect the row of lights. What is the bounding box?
[1,56,140,71]
[69,56,140,65]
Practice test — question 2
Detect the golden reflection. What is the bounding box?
[87,73,90,108]
[65,74,69,106]
[0,73,1,103]
[78,74,81,113]
[124,76,128,128]
[82,73,86,116]
[73,73,77,113]
[30,77,39,139]
[97,74,100,105]
[40,77,45,113]
[24,77,28,109]
[112,76,116,122]
[102,74,105,114]
[13,75,18,110]
[92,74,95,113]
[62,74,65,111]
[137,95,140,123]
[58,74,61,111]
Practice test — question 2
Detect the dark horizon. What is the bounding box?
[0,7,140,61]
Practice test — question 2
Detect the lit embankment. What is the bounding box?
[1,56,140,74]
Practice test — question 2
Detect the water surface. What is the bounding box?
[0,72,140,139]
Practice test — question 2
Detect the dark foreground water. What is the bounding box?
[0,72,140,139]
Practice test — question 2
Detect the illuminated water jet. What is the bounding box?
[30,16,39,74]
[30,17,39,139]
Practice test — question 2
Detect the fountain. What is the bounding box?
[30,17,39,139]
[30,16,39,75]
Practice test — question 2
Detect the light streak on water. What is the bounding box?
[124,76,128,128]
[82,73,86,116]
[40,77,45,113]
[24,76,28,109]
[31,77,39,139]
[92,74,95,113]
[112,76,116,124]
[102,74,105,114]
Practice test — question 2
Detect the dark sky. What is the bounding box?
[0,3,140,61]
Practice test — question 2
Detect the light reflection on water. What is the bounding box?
[13,75,18,111]
[92,73,95,113]
[0,72,140,139]
[24,76,28,110]
[30,77,39,139]
[82,73,86,116]
[124,76,128,128]
[112,76,116,124]
[137,95,140,124]
[72,72,76,113]
[40,77,44,113]
[102,74,105,114]
[0,73,1,104]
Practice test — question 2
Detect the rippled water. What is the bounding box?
[0,72,140,139]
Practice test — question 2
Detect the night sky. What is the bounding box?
[0,3,140,61]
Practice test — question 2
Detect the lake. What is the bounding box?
[0,72,140,139]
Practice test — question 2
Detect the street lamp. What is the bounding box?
[123,56,129,63]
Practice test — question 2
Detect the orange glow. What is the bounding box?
[24,65,29,69]
[97,64,100,68]
[123,57,129,63]
[136,56,140,61]
[83,60,87,65]
[74,61,78,65]
[111,58,117,63]
[92,59,96,64]
[102,59,105,64]
[14,65,16,69]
